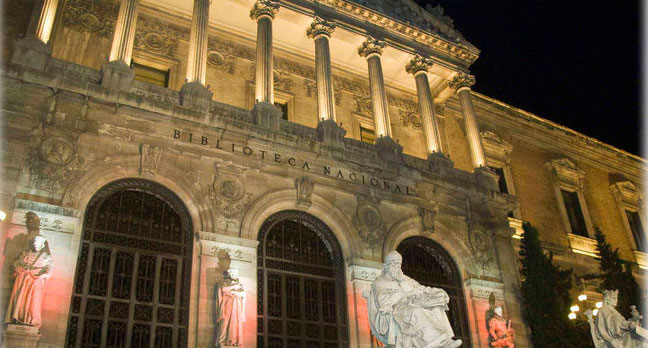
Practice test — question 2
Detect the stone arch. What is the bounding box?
[62,155,213,234]
[239,188,359,261]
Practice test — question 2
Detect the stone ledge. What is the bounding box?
[567,233,599,258]
[634,250,648,269]
[465,278,504,300]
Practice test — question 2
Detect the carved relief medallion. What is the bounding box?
[39,137,74,166]
[469,230,495,275]
[206,164,252,223]
[353,195,386,249]
[28,136,86,193]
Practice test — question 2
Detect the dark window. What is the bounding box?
[274,102,288,120]
[66,179,192,348]
[257,211,348,348]
[561,189,588,236]
[397,237,472,346]
[360,126,376,144]
[132,62,169,87]
[626,210,645,252]
[489,166,509,194]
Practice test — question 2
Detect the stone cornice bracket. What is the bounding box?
[306,16,336,40]
[448,71,476,91]
[357,36,386,58]
[405,54,433,76]
[250,0,280,20]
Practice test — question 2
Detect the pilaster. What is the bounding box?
[181,0,213,110]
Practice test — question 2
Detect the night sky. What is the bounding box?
[414,0,642,156]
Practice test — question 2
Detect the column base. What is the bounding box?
[12,38,51,70]
[101,61,134,92]
[251,102,282,131]
[474,166,500,192]
[374,136,403,164]
[179,82,213,112]
[316,119,346,150]
[2,324,41,348]
[426,152,454,173]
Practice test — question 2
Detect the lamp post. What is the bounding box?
[568,292,603,320]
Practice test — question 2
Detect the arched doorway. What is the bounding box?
[257,210,348,348]
[397,236,472,346]
[66,179,193,348]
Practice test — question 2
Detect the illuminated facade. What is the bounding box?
[0,0,644,347]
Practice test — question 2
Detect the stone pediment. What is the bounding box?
[348,0,469,46]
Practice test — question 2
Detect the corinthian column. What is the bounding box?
[186,0,211,85]
[29,0,59,44]
[358,36,391,138]
[405,54,442,155]
[449,72,486,168]
[250,0,280,104]
[307,17,337,122]
[108,0,140,65]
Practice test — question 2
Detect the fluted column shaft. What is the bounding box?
[450,72,486,168]
[186,0,211,85]
[251,0,279,104]
[108,0,140,65]
[406,55,442,154]
[307,17,336,122]
[358,37,391,138]
[27,0,59,44]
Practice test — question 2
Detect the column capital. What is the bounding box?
[357,36,386,58]
[306,16,336,40]
[448,71,476,90]
[250,0,279,20]
[405,54,433,75]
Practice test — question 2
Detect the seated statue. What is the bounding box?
[487,306,515,348]
[5,235,53,327]
[586,289,647,348]
[365,251,462,348]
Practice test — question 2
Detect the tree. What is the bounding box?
[519,222,591,348]
[594,227,641,318]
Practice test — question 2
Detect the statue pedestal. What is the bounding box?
[2,324,41,348]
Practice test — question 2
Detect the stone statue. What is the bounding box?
[487,306,515,348]
[215,268,246,347]
[586,289,648,348]
[365,251,462,348]
[5,235,53,327]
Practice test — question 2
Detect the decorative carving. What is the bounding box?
[470,230,495,276]
[304,79,317,97]
[306,16,336,39]
[400,110,423,130]
[610,180,642,206]
[295,176,314,208]
[62,0,119,38]
[28,136,86,193]
[133,15,187,59]
[215,268,246,347]
[448,72,476,90]
[434,103,445,115]
[249,0,280,20]
[207,51,236,74]
[546,158,586,190]
[481,131,513,166]
[405,54,433,75]
[206,164,253,223]
[139,144,162,176]
[358,36,386,57]
[352,195,386,249]
[273,70,293,92]
[5,235,53,327]
[349,265,381,282]
[419,205,438,233]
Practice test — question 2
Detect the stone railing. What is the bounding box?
[131,80,180,105]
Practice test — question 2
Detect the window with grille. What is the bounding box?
[66,179,192,348]
[397,237,471,346]
[257,211,348,348]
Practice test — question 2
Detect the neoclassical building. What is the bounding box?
[0,0,644,347]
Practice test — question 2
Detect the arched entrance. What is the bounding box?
[65,179,193,348]
[397,236,472,346]
[257,210,348,348]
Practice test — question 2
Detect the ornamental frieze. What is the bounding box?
[133,15,188,59]
[63,0,119,38]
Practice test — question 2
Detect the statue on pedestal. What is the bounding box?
[365,251,462,348]
[5,235,53,327]
[487,306,515,348]
[586,289,647,348]
[215,268,246,347]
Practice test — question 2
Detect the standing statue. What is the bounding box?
[215,268,246,347]
[5,235,53,327]
[364,251,463,348]
[487,306,515,348]
[586,289,648,348]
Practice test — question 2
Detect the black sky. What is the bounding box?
[414,0,642,156]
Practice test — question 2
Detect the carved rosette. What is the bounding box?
[206,165,253,223]
[249,0,280,21]
[306,17,336,39]
[400,110,422,130]
[357,36,386,58]
[448,72,476,90]
[352,195,386,250]
[405,54,433,75]
[295,176,314,208]
[28,136,86,193]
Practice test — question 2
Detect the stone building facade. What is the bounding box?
[0,0,644,347]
